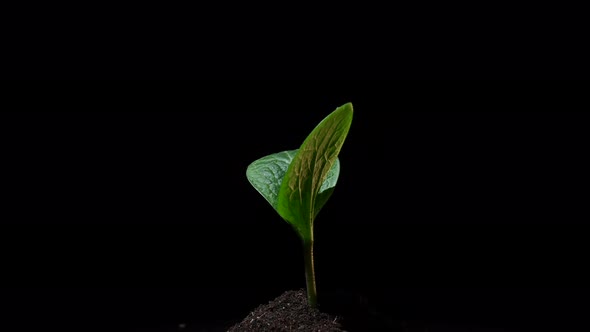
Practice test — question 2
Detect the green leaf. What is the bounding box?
[246,149,298,211]
[277,103,353,241]
[246,149,340,213]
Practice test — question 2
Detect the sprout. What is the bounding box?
[246,103,353,308]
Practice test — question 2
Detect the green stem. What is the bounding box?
[303,237,317,308]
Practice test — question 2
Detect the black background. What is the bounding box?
[3,3,589,79]
[1,81,589,331]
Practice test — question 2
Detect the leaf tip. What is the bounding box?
[336,102,354,121]
[340,102,353,112]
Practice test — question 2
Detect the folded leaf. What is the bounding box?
[277,103,353,241]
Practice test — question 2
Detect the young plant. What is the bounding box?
[246,102,353,308]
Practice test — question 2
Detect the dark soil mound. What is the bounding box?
[227,289,344,332]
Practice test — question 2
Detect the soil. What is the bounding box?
[226,290,343,332]
[224,289,517,332]
[226,289,408,332]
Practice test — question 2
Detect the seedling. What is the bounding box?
[246,102,353,308]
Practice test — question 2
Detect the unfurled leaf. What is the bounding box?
[246,149,340,213]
